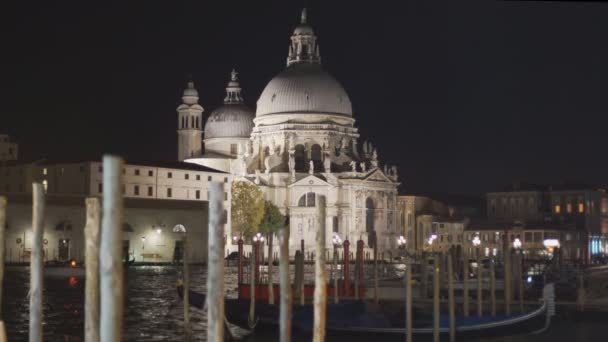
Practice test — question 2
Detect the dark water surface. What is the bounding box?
[2,266,604,341]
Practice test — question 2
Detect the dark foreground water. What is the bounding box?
[2,265,605,341]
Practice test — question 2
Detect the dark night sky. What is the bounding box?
[2,1,608,196]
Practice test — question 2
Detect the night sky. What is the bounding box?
[2,1,608,196]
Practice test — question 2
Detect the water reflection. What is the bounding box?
[2,266,605,341]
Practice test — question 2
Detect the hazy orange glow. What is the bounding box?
[70,260,77,267]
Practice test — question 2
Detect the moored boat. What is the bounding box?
[176,283,555,338]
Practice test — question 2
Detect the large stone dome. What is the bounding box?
[204,104,254,139]
[256,63,352,117]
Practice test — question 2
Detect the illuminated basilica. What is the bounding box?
[180,9,400,253]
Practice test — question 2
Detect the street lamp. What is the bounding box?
[397,235,406,257]
[472,235,481,247]
[252,233,265,283]
[513,237,522,250]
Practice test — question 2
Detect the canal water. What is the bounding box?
[2,265,604,341]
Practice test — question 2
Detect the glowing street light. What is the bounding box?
[397,235,407,248]
[332,233,343,246]
[513,238,522,250]
[472,235,481,247]
[253,232,265,243]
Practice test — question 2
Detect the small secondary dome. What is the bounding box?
[204,70,254,139]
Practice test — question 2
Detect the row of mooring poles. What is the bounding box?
[0,196,7,342]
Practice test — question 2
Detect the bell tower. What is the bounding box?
[177,80,204,161]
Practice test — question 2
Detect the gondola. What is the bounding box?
[176,283,555,338]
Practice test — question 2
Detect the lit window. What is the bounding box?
[554,205,561,214]
[578,203,584,213]
[42,180,48,193]
[42,168,48,175]
[567,203,572,213]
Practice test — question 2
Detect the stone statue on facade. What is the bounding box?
[244,140,252,158]
[269,139,276,155]
[371,148,378,168]
[288,150,295,173]
[360,161,366,173]
[350,160,357,172]
[264,155,271,174]
[309,160,314,175]
[391,165,398,180]
[323,155,331,173]
[254,169,260,184]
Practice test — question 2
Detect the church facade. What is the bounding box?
[180,10,400,254]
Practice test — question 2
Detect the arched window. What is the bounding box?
[295,144,306,171]
[172,224,187,233]
[366,197,376,248]
[196,117,199,129]
[298,192,316,207]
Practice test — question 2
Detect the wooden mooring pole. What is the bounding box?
[433,255,440,342]
[333,247,339,304]
[0,196,7,342]
[30,183,45,342]
[343,240,350,297]
[99,156,124,342]
[448,254,456,342]
[463,248,469,317]
[207,182,225,342]
[183,230,191,341]
[373,245,379,304]
[279,225,292,342]
[490,260,496,317]
[477,247,483,317]
[504,244,511,316]
[405,257,413,342]
[84,197,101,342]
[313,196,327,342]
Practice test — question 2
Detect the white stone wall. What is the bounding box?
[4,197,209,264]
